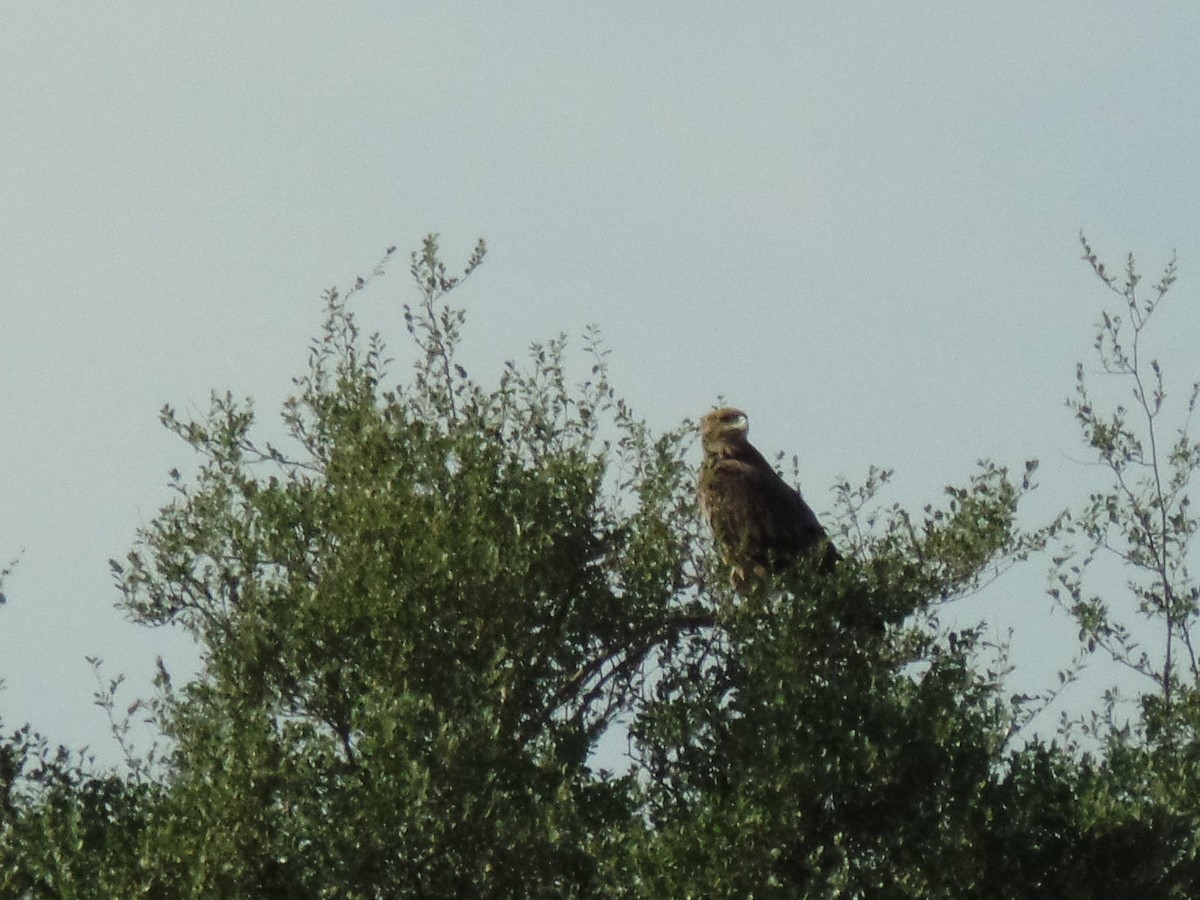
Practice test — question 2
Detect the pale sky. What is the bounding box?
[3,4,1199,764]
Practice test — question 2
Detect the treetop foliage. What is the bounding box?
[2,234,1199,896]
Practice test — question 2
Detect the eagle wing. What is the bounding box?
[700,447,834,575]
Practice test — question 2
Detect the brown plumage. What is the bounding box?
[699,407,838,587]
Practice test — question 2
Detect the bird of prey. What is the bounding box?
[699,407,838,588]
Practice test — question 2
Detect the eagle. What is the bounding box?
[699,407,838,588]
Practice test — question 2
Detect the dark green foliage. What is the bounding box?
[0,726,155,897]
[2,235,1199,896]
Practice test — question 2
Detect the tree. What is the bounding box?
[2,235,1198,896]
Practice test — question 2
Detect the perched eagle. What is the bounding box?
[699,407,838,587]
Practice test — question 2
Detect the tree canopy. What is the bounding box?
[2,236,1198,897]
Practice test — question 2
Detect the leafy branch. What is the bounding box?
[1056,234,1199,726]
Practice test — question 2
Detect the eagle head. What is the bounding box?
[701,407,750,456]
